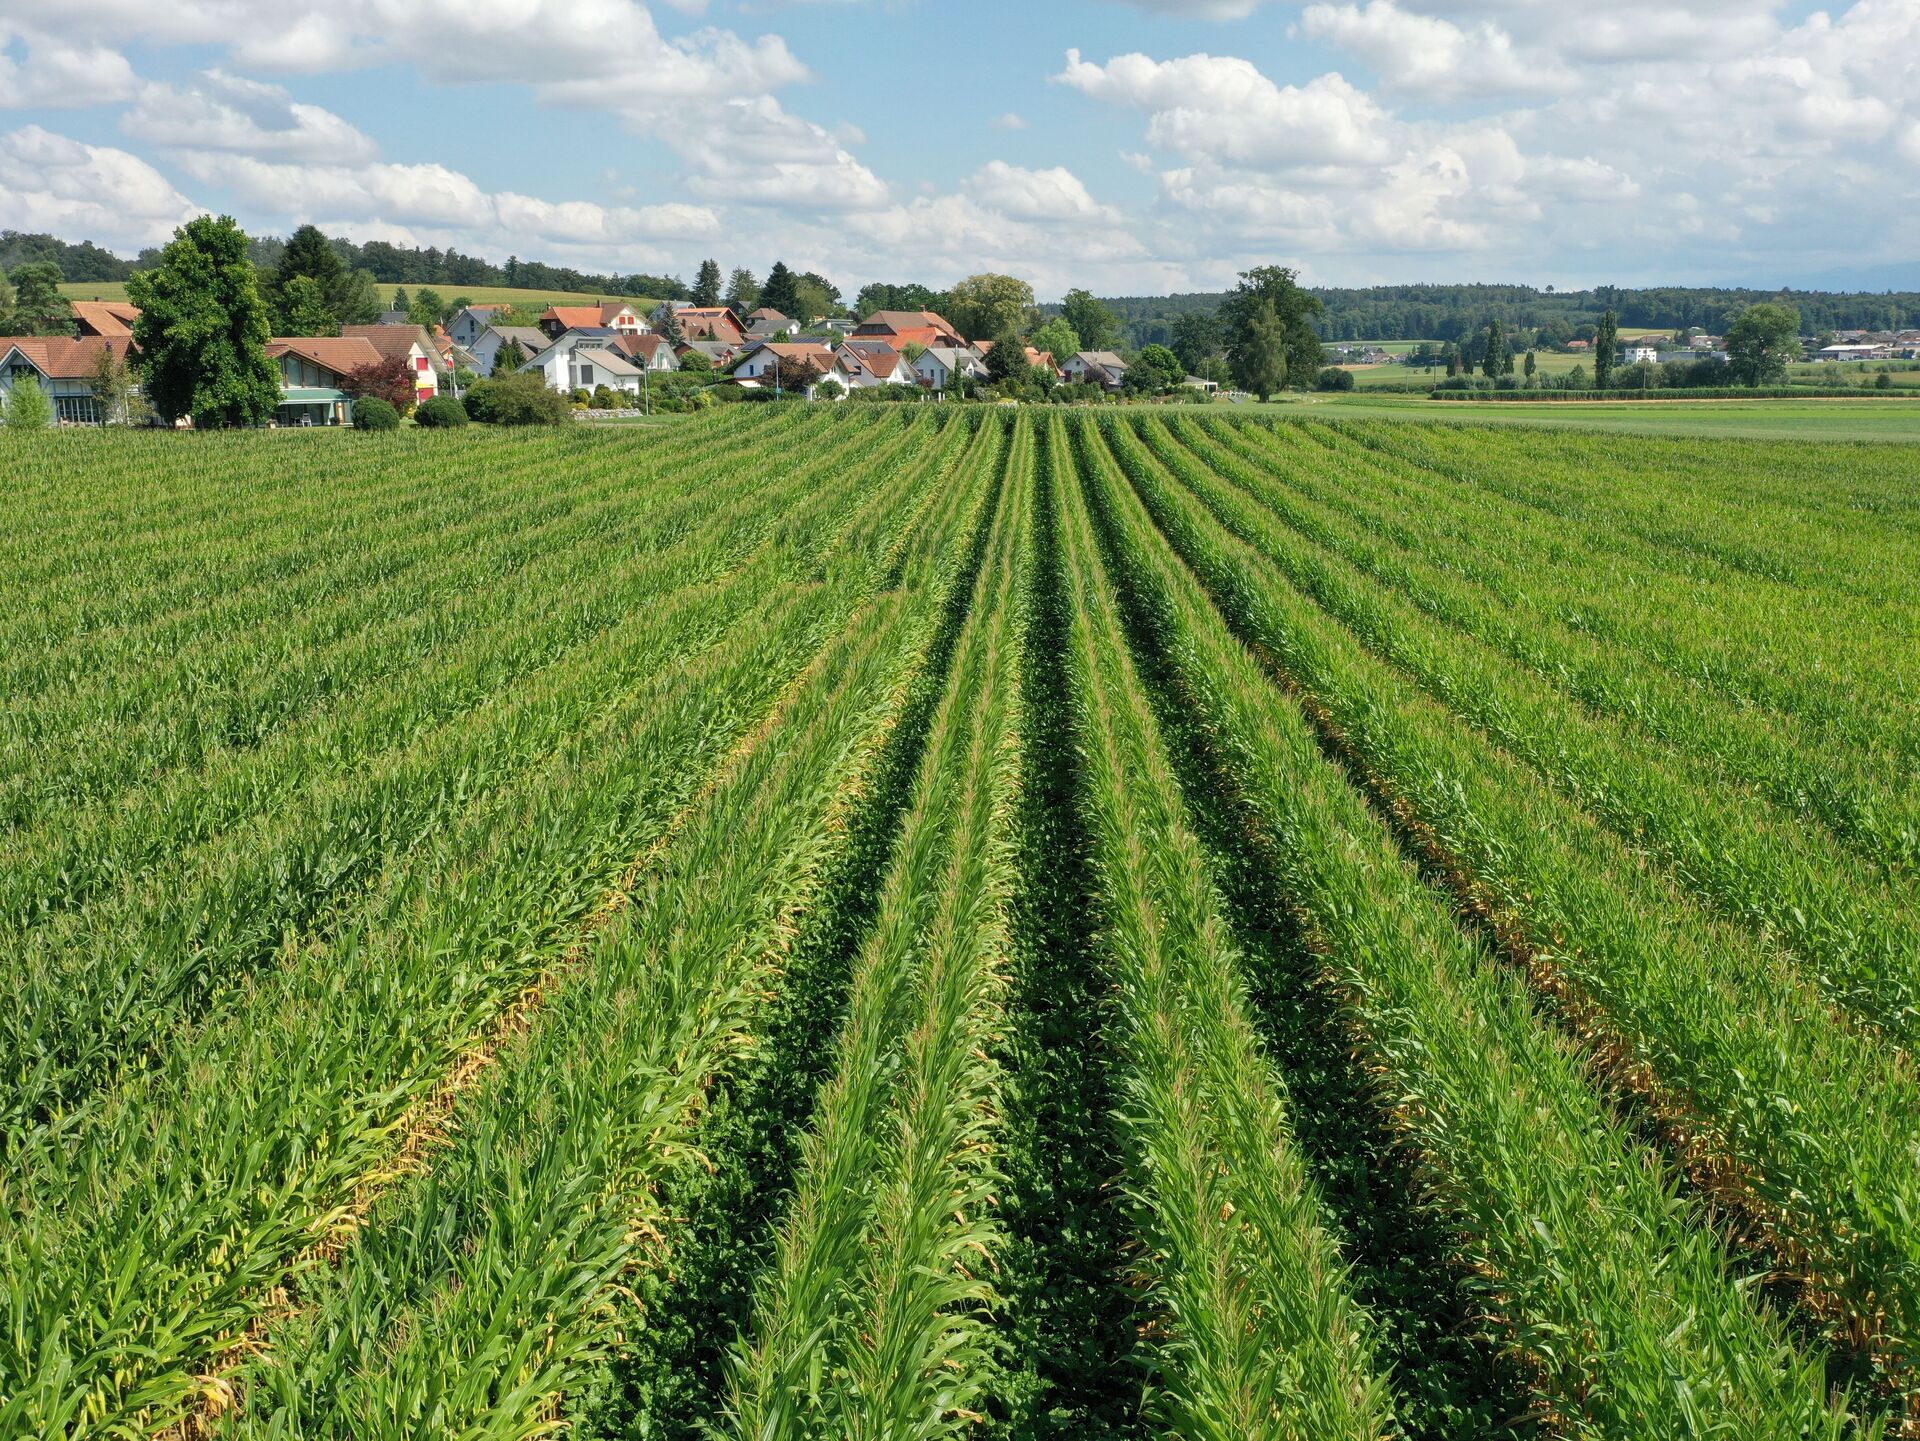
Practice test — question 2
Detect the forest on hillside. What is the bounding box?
[1099,283,1920,348]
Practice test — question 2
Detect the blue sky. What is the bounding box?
[2,0,1915,297]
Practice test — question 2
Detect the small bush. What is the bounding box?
[415,396,469,428]
[4,375,52,429]
[1315,367,1356,392]
[351,396,400,431]
[466,375,571,426]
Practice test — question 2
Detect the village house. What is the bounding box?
[536,303,646,342]
[676,338,742,369]
[912,345,987,391]
[607,333,680,372]
[745,308,802,342]
[447,305,513,349]
[674,307,748,345]
[0,335,137,423]
[1062,350,1129,391]
[471,325,548,377]
[264,336,383,427]
[70,300,141,339]
[833,340,914,392]
[730,341,836,392]
[854,309,966,351]
[518,329,646,397]
[341,323,443,401]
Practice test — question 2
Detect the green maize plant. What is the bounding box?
[1183,417,1920,877]
[1131,414,1920,1045]
[1100,411,1920,1417]
[1050,413,1396,1441]
[727,417,1027,1441]
[206,420,999,1441]
[1071,410,1871,1440]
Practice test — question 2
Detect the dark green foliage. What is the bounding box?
[1726,302,1804,386]
[0,230,131,282]
[465,373,570,425]
[1170,310,1222,376]
[1224,267,1322,398]
[1594,310,1617,390]
[1317,366,1356,391]
[758,261,800,319]
[350,396,399,430]
[128,215,282,429]
[413,395,468,427]
[1125,344,1186,395]
[1061,288,1120,353]
[7,261,71,335]
[692,259,723,309]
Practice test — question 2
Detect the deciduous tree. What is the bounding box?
[1028,317,1079,365]
[948,274,1034,345]
[1171,309,1222,375]
[1060,288,1118,351]
[1223,265,1321,396]
[1725,302,1803,385]
[342,353,418,414]
[4,373,51,429]
[128,215,282,429]
[277,275,339,337]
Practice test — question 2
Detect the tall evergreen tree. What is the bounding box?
[692,259,723,309]
[274,224,347,321]
[8,262,70,335]
[759,261,800,318]
[129,215,282,429]
[724,268,761,316]
[1594,308,1618,390]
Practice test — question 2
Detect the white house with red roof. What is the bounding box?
[537,303,646,341]
[342,324,442,401]
[833,340,915,391]
[0,335,138,423]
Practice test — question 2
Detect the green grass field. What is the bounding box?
[2,409,1917,1439]
[1259,390,1920,440]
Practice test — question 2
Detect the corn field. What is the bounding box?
[1,406,1917,1440]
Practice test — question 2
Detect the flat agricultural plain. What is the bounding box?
[2,408,1918,1440]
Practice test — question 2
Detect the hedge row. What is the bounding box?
[1429,387,1920,403]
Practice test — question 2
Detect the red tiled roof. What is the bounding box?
[612,333,671,363]
[0,334,135,379]
[341,324,432,363]
[853,310,963,347]
[678,307,745,341]
[541,303,638,330]
[267,337,384,378]
[70,301,141,338]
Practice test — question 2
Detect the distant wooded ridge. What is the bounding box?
[1094,285,1920,348]
[10,229,1917,347]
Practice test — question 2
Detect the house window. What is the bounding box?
[416,356,430,371]
[56,395,101,424]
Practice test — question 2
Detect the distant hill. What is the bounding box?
[0,231,135,283]
[1087,283,1920,349]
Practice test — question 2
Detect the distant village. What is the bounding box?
[0,292,1176,428]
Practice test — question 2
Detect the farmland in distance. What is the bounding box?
[2,407,1917,1440]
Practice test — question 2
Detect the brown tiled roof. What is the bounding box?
[70,301,141,338]
[853,310,963,347]
[612,333,671,363]
[735,341,833,374]
[677,307,744,341]
[0,334,135,378]
[267,336,385,378]
[341,324,432,363]
[541,303,637,330]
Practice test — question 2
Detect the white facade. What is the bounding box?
[519,331,643,396]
